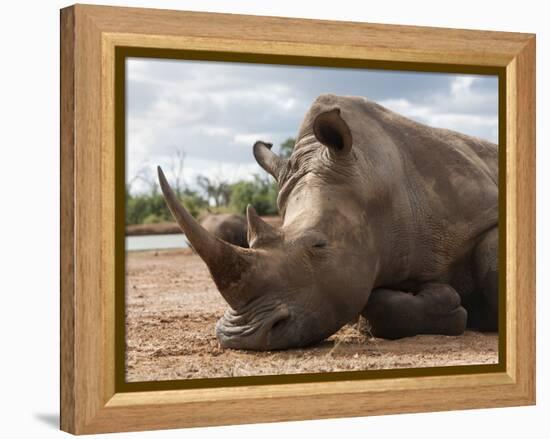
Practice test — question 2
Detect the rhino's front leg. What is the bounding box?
[361,283,467,340]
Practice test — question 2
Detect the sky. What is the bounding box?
[126,58,498,194]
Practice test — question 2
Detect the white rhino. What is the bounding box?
[158,93,498,350]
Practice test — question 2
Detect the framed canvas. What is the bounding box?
[60,4,536,434]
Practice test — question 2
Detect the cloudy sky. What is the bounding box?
[126,58,498,194]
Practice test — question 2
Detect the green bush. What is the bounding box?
[180,192,209,218]
[142,213,164,224]
[279,137,295,159]
[126,190,207,225]
[229,176,278,216]
[126,177,278,224]
[126,166,284,225]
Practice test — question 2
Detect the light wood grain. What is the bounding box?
[60,6,75,433]
[85,4,531,66]
[512,36,536,398]
[100,22,117,410]
[74,5,104,430]
[505,57,518,382]
[60,4,536,434]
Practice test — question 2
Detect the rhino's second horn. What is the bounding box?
[246,205,280,248]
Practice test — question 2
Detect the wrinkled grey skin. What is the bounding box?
[199,213,248,248]
[158,93,498,351]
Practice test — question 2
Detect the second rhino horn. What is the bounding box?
[246,205,280,248]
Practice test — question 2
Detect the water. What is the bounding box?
[126,233,189,252]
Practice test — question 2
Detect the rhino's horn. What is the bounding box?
[246,205,280,248]
[253,141,287,182]
[157,166,255,308]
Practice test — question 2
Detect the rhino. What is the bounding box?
[158,93,498,350]
[198,213,248,248]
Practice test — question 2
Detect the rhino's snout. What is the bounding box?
[215,302,291,351]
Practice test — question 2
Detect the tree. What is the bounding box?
[279,137,295,159]
[128,165,159,196]
[229,175,278,215]
[196,175,231,207]
[126,192,171,225]
[126,186,208,225]
[169,148,186,197]
[179,189,209,218]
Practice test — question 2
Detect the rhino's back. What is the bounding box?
[297,93,497,204]
[360,97,499,279]
[297,94,499,279]
[298,93,497,182]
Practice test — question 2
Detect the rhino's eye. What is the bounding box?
[298,231,328,249]
[312,239,327,249]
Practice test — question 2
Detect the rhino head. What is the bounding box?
[158,105,382,350]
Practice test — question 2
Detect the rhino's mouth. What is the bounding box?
[215,297,291,351]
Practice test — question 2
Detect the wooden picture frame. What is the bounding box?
[60,4,536,434]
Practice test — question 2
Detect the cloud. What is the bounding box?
[126,58,498,194]
[232,133,271,146]
[379,75,498,141]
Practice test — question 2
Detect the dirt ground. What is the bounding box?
[125,249,498,382]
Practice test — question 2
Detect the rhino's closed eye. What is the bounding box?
[293,231,328,249]
[303,232,328,250]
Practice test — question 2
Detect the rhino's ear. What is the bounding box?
[313,108,353,155]
[253,141,287,182]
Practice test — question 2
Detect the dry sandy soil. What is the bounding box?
[125,249,498,382]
